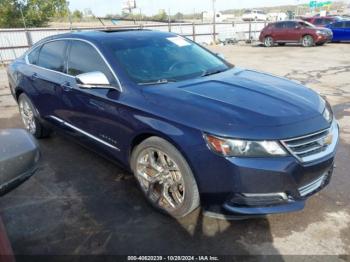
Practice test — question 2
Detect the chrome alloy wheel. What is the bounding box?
[19,100,36,134]
[302,35,313,47]
[135,148,185,211]
[264,36,274,47]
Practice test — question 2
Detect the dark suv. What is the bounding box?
[259,20,333,47]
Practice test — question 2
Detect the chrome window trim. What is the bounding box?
[25,37,123,92]
[49,115,120,151]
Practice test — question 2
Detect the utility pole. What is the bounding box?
[64,1,73,31]
[212,0,216,43]
[19,6,27,29]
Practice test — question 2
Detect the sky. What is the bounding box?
[68,0,311,16]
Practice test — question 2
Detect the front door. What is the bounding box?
[330,22,344,41]
[57,40,124,155]
[285,21,300,42]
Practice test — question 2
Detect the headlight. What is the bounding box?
[316,30,327,35]
[321,96,333,123]
[323,102,333,123]
[203,134,288,157]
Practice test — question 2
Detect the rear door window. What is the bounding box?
[285,21,296,28]
[27,46,41,65]
[345,21,350,28]
[275,22,284,29]
[37,41,67,72]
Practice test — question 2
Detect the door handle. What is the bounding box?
[60,82,73,92]
[30,73,39,81]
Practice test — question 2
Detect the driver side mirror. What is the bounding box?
[0,129,40,196]
[295,25,302,29]
[76,71,119,90]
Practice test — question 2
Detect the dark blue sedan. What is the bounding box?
[327,20,350,42]
[7,30,339,218]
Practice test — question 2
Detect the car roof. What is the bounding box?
[273,20,303,23]
[34,29,176,47]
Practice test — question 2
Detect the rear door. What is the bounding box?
[27,40,68,118]
[272,22,287,41]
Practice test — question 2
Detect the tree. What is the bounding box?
[152,9,168,22]
[0,0,69,28]
[72,9,83,20]
[174,12,184,21]
[0,0,23,28]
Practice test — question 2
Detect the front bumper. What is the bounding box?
[315,34,333,43]
[191,122,339,218]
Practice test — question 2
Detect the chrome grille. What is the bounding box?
[281,121,339,163]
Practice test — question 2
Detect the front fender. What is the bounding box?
[125,114,205,184]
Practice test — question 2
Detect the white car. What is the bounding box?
[242,10,268,21]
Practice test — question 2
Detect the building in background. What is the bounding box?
[202,11,235,22]
[267,12,287,21]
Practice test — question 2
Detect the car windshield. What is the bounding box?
[299,21,315,28]
[107,34,230,85]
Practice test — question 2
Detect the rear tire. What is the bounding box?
[302,35,314,47]
[18,93,51,138]
[264,36,274,47]
[130,137,200,218]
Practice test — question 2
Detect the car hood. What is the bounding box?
[315,27,333,32]
[142,67,329,140]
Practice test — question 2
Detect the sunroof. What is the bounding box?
[100,29,149,33]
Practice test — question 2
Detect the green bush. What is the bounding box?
[0,0,69,28]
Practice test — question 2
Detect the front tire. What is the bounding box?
[18,93,51,138]
[264,36,274,47]
[130,137,200,218]
[302,35,314,47]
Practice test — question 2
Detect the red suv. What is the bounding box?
[259,20,333,47]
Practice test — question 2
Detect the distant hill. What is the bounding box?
[221,1,348,16]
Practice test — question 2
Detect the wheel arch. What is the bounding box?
[301,34,315,40]
[129,130,191,166]
[127,128,202,188]
[15,87,24,101]
[16,90,42,118]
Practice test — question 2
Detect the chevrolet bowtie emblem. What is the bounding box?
[320,134,333,147]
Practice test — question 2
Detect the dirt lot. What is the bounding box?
[0,43,349,257]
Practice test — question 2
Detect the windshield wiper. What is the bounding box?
[138,79,177,86]
[201,69,226,77]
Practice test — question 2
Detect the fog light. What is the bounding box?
[242,192,288,200]
[230,192,289,206]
